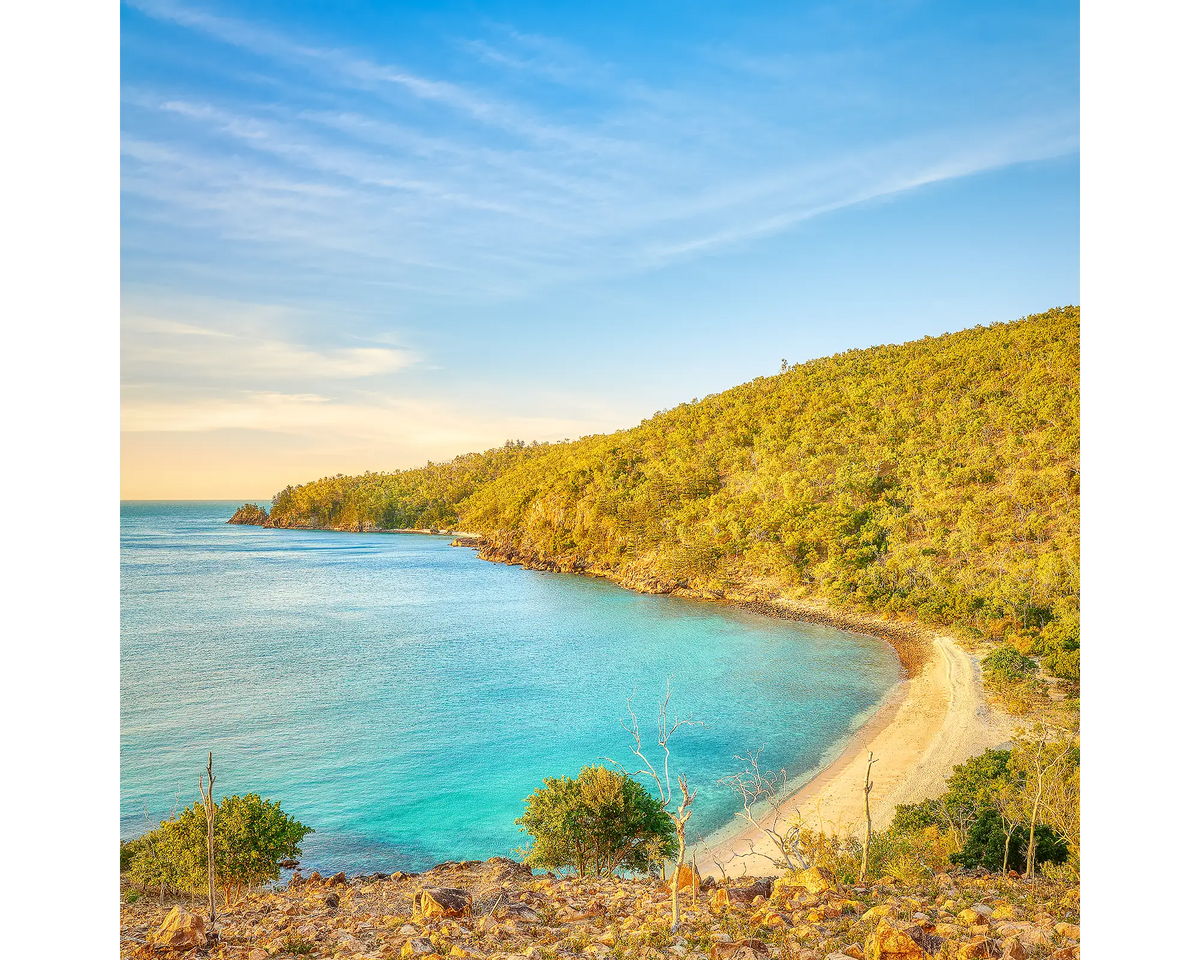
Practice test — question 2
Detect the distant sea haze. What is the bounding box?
[120,501,900,874]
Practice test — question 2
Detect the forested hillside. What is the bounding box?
[259,307,1079,676]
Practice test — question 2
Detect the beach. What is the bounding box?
[694,629,1016,878]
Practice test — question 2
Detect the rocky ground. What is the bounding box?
[121,860,1080,960]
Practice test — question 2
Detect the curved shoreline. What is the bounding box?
[694,631,1015,878]
[234,521,1013,876]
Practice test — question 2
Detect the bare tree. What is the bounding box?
[1011,723,1075,879]
[858,751,879,882]
[199,752,218,928]
[607,682,701,933]
[718,748,806,872]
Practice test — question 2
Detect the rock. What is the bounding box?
[711,938,768,960]
[149,906,206,951]
[414,887,472,920]
[1054,922,1080,940]
[777,865,837,896]
[248,950,269,960]
[309,870,323,882]
[709,889,731,913]
[990,904,1016,921]
[957,905,992,925]
[843,947,866,960]
[324,891,340,909]
[1050,948,1079,960]
[499,903,541,923]
[392,870,410,881]
[328,871,348,885]
[862,904,899,923]
[999,940,1026,960]
[664,864,700,893]
[728,880,774,903]
[866,920,944,959]
[957,937,1001,959]
[402,936,437,957]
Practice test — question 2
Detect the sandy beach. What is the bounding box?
[694,630,1015,878]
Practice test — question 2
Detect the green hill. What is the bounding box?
[257,306,1079,676]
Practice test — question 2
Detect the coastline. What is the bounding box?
[232,520,1015,877]
[693,631,1015,878]
[450,538,1017,878]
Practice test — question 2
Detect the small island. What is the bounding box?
[227,503,269,525]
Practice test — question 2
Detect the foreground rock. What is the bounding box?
[148,905,206,950]
[120,859,1079,959]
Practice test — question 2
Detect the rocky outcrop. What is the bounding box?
[120,856,1079,960]
[227,503,269,525]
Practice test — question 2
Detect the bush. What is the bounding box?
[982,645,1037,684]
[515,765,677,876]
[951,807,1068,874]
[128,794,312,901]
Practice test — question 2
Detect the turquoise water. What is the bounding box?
[121,501,900,874]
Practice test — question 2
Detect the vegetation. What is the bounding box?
[887,728,1079,879]
[127,793,313,902]
[228,503,269,525]
[252,308,1080,678]
[515,765,678,876]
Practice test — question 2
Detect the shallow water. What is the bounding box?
[120,501,900,874]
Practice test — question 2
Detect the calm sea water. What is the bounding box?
[121,501,900,874]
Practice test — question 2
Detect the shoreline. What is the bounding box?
[693,631,1015,878]
[450,539,1016,878]
[232,521,1014,878]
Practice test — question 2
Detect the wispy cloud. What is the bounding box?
[122,4,1077,299]
[120,1,1078,494]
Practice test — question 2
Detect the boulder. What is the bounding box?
[957,937,1001,959]
[999,940,1026,960]
[1050,948,1079,960]
[709,889,731,913]
[498,903,541,923]
[843,946,866,960]
[664,863,700,894]
[327,871,348,885]
[324,891,340,909]
[728,879,774,903]
[866,920,944,960]
[862,904,899,923]
[1053,922,1080,940]
[711,938,768,960]
[414,887,472,921]
[402,937,437,957]
[149,906,206,951]
[777,865,837,896]
[392,870,411,881]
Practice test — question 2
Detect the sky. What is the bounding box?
[120,0,1080,499]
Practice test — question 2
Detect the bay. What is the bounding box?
[120,501,900,874]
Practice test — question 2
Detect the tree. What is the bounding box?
[609,683,700,932]
[859,751,879,882]
[718,748,806,872]
[128,793,313,902]
[1010,723,1077,878]
[515,765,676,876]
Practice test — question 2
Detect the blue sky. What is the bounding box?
[120,0,1079,497]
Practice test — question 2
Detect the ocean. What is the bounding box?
[120,500,900,874]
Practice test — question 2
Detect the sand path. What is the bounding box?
[694,633,1015,878]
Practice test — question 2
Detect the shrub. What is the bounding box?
[515,765,676,876]
[951,807,1068,874]
[983,645,1037,685]
[128,793,312,902]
